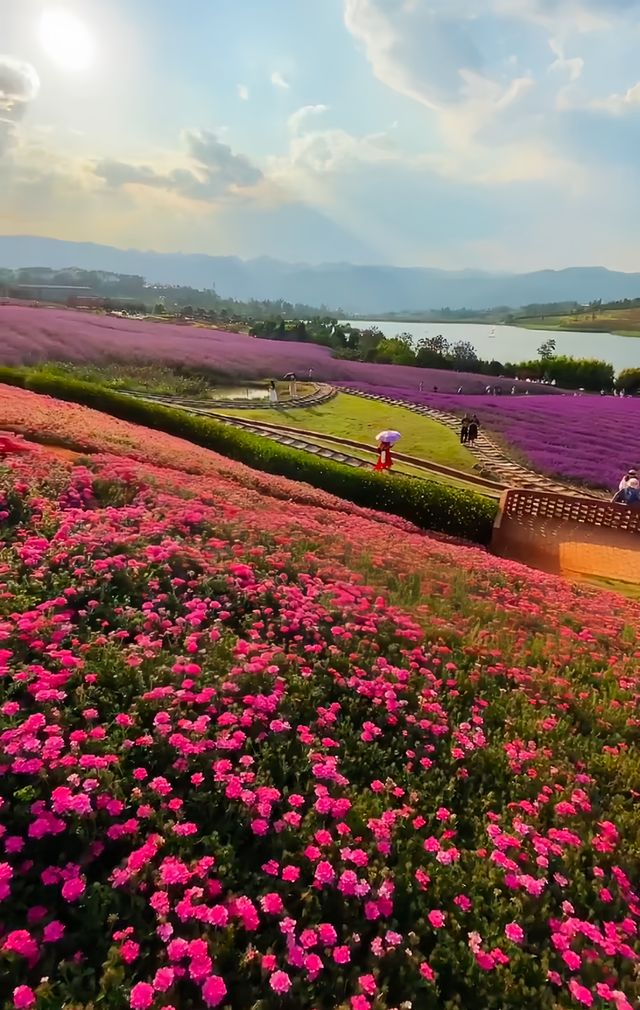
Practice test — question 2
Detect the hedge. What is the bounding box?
[0,368,498,543]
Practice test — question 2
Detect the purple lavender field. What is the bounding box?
[344,384,639,491]
[0,304,552,394]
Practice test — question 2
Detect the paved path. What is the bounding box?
[340,388,606,500]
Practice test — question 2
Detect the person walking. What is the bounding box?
[268,380,278,404]
[468,415,480,444]
[374,440,393,472]
[460,414,470,444]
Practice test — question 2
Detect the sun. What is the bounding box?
[39,8,95,72]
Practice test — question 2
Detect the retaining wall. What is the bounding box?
[491,490,640,584]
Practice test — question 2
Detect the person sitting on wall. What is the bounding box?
[619,468,638,491]
[613,478,640,506]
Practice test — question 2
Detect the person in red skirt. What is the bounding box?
[374,440,393,472]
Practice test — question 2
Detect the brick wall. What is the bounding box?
[491,490,640,585]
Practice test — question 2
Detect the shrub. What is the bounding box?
[0,367,498,543]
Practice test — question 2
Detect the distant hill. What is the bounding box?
[1,235,640,314]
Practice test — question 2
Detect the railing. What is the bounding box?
[498,489,640,535]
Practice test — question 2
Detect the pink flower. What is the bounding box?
[130,982,154,1010]
[420,963,435,982]
[202,975,227,1007]
[314,861,335,886]
[13,987,36,1009]
[504,923,524,944]
[3,930,39,960]
[43,921,65,943]
[153,967,174,992]
[333,946,351,964]
[562,950,582,971]
[61,877,85,902]
[568,981,594,1007]
[317,923,337,946]
[428,910,446,929]
[121,940,140,964]
[351,998,371,1010]
[359,975,377,995]
[270,970,292,994]
[261,892,284,915]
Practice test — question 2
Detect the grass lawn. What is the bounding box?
[216,392,478,473]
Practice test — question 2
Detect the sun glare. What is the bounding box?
[39,8,95,72]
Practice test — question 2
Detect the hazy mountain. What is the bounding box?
[1,235,640,313]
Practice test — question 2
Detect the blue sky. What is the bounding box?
[1,0,640,271]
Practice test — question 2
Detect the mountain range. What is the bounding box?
[1,235,640,314]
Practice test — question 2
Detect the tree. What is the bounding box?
[537,339,556,361]
[373,337,416,366]
[617,368,640,394]
[154,303,166,315]
[450,341,479,370]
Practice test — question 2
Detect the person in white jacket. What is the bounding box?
[619,468,638,491]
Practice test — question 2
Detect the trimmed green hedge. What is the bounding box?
[0,368,498,543]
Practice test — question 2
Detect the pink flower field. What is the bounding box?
[0,304,551,394]
[0,386,639,1010]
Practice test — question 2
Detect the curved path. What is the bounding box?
[129,384,605,500]
[126,383,337,411]
[142,395,504,495]
[340,388,606,500]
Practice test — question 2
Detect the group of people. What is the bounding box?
[460,414,480,445]
[613,468,640,506]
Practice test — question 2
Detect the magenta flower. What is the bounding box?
[270,970,292,994]
[504,923,524,944]
[129,981,154,1010]
[202,975,227,1007]
[13,987,36,1009]
[428,910,446,929]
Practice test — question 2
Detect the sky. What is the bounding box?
[1,0,640,271]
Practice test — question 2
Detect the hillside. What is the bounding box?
[2,235,640,312]
[0,386,639,1010]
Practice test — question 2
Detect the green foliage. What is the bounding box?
[617,368,640,394]
[514,355,614,391]
[0,366,497,543]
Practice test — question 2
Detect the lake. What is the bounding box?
[345,321,640,374]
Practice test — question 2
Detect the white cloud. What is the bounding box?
[271,71,290,90]
[237,84,249,101]
[343,0,534,144]
[288,104,328,134]
[591,81,640,115]
[549,38,584,82]
[92,129,262,202]
[0,55,40,155]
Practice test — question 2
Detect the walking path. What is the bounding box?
[145,397,504,494]
[129,384,606,500]
[125,383,337,411]
[340,388,606,499]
